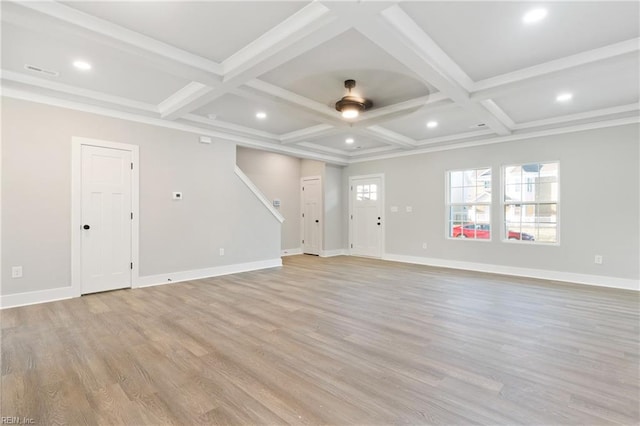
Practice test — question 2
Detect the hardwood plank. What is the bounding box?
[1,255,638,424]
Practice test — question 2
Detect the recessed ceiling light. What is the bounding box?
[345,138,355,144]
[256,112,267,119]
[73,60,92,71]
[523,8,548,24]
[426,121,438,128]
[556,93,573,102]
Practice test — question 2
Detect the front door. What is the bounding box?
[350,176,383,258]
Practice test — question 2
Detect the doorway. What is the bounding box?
[72,138,139,295]
[349,174,384,258]
[301,176,322,255]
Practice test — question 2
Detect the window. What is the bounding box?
[447,167,491,239]
[356,183,377,201]
[503,162,559,243]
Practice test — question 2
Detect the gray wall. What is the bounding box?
[344,124,640,280]
[237,147,301,251]
[2,97,281,296]
[237,148,344,253]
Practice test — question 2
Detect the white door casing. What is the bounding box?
[349,174,384,258]
[301,176,322,255]
[72,138,139,296]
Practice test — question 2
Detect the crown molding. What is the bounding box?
[2,88,349,165]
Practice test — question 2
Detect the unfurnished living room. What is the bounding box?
[1,1,639,424]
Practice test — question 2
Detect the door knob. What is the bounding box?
[377,222,381,225]
[83,224,90,230]
[315,220,319,223]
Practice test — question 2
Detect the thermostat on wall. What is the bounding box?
[273,199,281,208]
[172,192,183,200]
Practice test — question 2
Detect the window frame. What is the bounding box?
[445,166,493,242]
[501,161,560,245]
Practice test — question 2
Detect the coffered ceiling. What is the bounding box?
[2,1,639,165]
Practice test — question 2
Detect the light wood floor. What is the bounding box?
[1,255,638,425]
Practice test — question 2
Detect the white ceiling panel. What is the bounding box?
[493,54,640,123]
[260,29,435,109]
[401,2,640,81]
[195,93,321,135]
[1,21,189,104]
[381,106,487,141]
[61,1,309,63]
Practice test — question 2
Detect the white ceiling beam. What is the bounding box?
[480,100,515,130]
[471,38,640,101]
[353,94,454,127]
[416,129,496,146]
[181,114,280,141]
[13,0,223,76]
[245,79,343,121]
[1,69,158,113]
[158,82,214,118]
[222,3,332,78]
[360,126,417,148]
[513,103,640,130]
[280,124,337,145]
[356,6,511,136]
[162,19,352,120]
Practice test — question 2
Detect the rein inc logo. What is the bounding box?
[1,418,35,425]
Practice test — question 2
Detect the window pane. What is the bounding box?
[450,171,464,187]
[505,184,522,202]
[450,205,469,222]
[463,186,476,202]
[450,187,464,203]
[537,223,557,243]
[370,184,377,192]
[504,166,522,185]
[370,192,377,201]
[536,181,558,202]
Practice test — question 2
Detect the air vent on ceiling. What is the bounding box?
[24,64,59,77]
[469,123,487,129]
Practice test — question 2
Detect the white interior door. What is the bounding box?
[350,176,383,258]
[81,145,133,294]
[301,177,322,255]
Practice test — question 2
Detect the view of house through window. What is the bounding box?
[503,162,559,243]
[448,168,492,239]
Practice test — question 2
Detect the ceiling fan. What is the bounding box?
[335,79,372,119]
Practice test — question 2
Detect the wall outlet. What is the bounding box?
[594,255,603,264]
[11,266,23,278]
[219,248,225,256]
[406,206,413,213]
[422,242,427,249]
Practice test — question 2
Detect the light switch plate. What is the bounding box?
[172,192,183,200]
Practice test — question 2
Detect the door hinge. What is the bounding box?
[350,186,353,191]
[302,213,305,218]
[130,262,133,270]
[302,239,304,244]
[350,243,353,248]
[131,212,133,220]
[131,162,133,170]
[302,187,304,191]
[350,214,353,220]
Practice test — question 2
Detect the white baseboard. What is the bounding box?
[136,258,282,288]
[0,286,76,309]
[320,249,347,258]
[1,258,283,309]
[382,253,639,291]
[281,247,302,257]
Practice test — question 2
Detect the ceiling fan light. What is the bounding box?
[341,107,359,119]
[335,79,372,119]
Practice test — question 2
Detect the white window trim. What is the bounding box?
[501,161,561,246]
[445,167,493,242]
